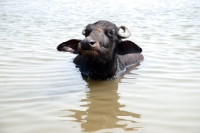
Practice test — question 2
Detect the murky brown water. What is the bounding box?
[1,0,200,133]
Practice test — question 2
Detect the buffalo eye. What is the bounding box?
[107,30,115,37]
[82,29,90,37]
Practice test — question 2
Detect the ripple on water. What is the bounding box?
[1,0,200,133]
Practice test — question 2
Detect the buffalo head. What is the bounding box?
[57,20,143,79]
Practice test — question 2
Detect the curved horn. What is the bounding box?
[118,26,131,39]
[82,26,86,35]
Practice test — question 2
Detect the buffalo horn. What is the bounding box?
[118,26,131,39]
[82,26,86,35]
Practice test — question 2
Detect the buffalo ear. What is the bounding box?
[57,39,81,54]
[116,40,142,55]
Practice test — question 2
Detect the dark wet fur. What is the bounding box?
[57,20,143,80]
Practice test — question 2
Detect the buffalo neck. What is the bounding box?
[81,53,118,80]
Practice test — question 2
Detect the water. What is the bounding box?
[0,0,200,132]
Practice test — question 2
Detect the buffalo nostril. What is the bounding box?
[80,39,96,50]
[90,41,96,45]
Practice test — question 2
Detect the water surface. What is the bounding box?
[0,0,200,133]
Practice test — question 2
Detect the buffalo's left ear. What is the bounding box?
[116,40,142,55]
[57,39,81,54]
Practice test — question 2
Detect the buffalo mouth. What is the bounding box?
[78,42,100,57]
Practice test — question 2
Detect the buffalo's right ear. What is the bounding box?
[57,39,81,54]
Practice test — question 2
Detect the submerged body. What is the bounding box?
[57,20,143,80]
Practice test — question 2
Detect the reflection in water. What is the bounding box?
[61,80,141,132]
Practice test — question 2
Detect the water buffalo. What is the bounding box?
[57,20,143,80]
